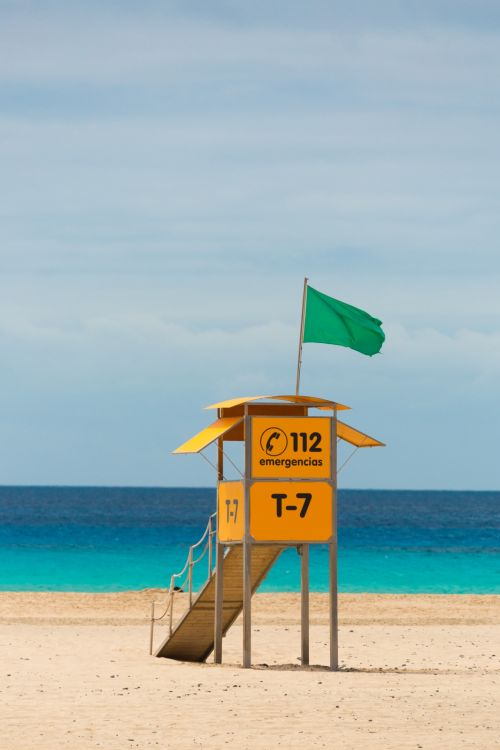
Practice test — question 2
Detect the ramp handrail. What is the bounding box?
[149,511,217,654]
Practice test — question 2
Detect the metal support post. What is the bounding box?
[243,539,252,668]
[242,412,252,668]
[330,410,339,670]
[217,435,224,481]
[208,515,213,576]
[149,601,155,656]
[214,542,224,663]
[301,543,310,666]
[329,539,338,670]
[295,276,309,396]
[188,547,193,608]
[214,432,224,664]
[168,582,174,636]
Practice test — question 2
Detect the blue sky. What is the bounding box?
[1,1,499,489]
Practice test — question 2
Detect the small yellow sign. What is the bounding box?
[251,417,331,478]
[218,481,244,542]
[250,481,333,542]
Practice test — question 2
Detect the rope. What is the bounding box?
[192,539,210,566]
[152,599,172,622]
[150,510,217,652]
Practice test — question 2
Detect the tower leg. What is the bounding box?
[214,542,224,663]
[301,544,310,666]
[329,540,338,670]
[243,540,252,668]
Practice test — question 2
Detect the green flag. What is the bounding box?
[303,285,385,356]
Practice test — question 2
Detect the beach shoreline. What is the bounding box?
[1,590,498,625]
[1,593,498,749]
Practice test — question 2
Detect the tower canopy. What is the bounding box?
[173,394,384,454]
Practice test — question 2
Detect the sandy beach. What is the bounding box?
[1,592,499,749]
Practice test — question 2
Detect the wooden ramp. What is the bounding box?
[155,544,284,662]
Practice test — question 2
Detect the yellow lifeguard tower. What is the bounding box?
[153,393,384,669]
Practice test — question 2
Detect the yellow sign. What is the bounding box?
[218,481,244,542]
[251,417,331,478]
[250,481,332,542]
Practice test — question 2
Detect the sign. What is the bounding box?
[251,417,331,478]
[217,481,244,542]
[250,481,332,542]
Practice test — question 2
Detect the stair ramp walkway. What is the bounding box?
[151,514,284,662]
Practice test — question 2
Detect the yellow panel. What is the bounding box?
[250,481,332,542]
[218,481,244,542]
[205,394,350,410]
[251,416,331,479]
[337,420,385,448]
[172,417,243,454]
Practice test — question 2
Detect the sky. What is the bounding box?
[1,0,499,489]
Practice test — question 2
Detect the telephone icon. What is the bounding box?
[265,432,281,454]
[259,426,288,456]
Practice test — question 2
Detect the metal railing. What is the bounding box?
[149,512,217,654]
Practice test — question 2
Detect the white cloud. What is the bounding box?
[1,7,500,96]
[0,1,499,487]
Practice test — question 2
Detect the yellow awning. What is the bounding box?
[205,394,350,410]
[271,395,350,410]
[173,417,243,454]
[204,396,266,410]
[337,420,385,448]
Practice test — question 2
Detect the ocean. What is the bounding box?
[0,486,498,593]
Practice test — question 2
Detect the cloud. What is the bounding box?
[0,1,499,487]
[1,301,499,487]
[0,25,498,125]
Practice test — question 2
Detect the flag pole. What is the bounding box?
[295,277,308,396]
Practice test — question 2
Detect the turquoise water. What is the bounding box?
[1,487,499,593]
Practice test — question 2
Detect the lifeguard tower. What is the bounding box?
[152,394,384,669]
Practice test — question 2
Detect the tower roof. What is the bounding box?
[172,394,384,454]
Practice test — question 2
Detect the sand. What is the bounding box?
[0,592,499,749]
